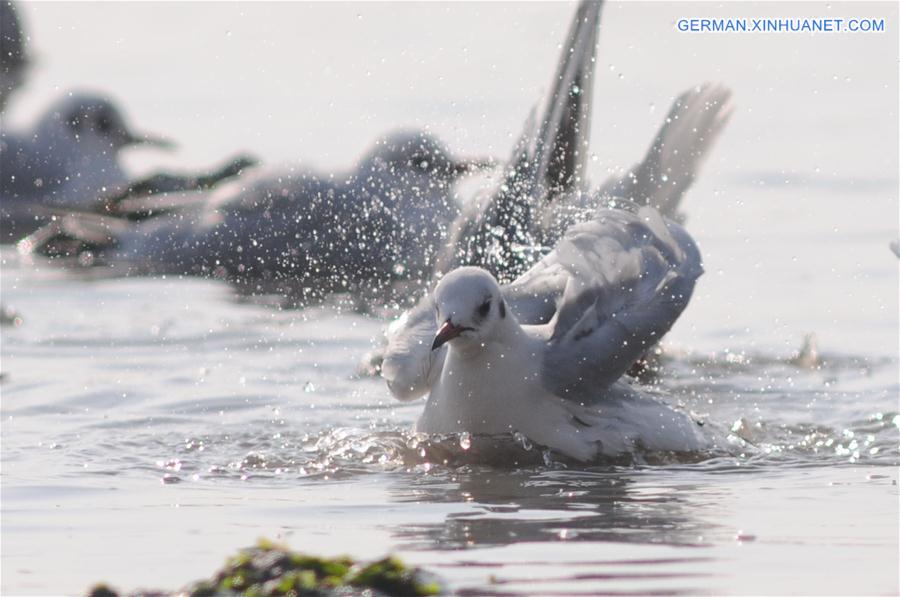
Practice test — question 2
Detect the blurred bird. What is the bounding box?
[20,0,733,311]
[18,0,601,300]
[20,129,492,301]
[1,92,173,239]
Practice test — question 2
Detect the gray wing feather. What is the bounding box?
[541,206,702,401]
[381,297,446,401]
[434,0,603,281]
[599,83,734,220]
[500,252,570,324]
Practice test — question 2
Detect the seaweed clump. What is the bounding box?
[86,539,442,596]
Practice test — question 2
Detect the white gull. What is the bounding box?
[1,92,172,238]
[383,203,709,462]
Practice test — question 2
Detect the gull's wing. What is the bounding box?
[435,0,603,282]
[598,83,734,220]
[540,204,702,401]
[381,298,446,401]
[501,251,571,324]
[531,0,603,196]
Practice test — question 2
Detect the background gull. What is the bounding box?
[16,0,612,304]
[382,203,709,461]
[0,2,250,244]
[21,130,492,302]
[0,92,173,239]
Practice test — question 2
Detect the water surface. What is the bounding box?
[2,2,898,594]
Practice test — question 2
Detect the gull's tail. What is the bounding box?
[600,83,735,221]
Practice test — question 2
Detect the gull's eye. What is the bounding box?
[96,114,113,135]
[477,299,491,318]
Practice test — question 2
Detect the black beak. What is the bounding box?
[124,130,176,150]
[432,319,465,350]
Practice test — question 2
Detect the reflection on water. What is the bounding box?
[389,468,720,596]
[392,468,705,549]
[380,463,898,595]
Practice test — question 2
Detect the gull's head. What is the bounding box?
[39,92,174,154]
[361,129,494,184]
[431,266,508,351]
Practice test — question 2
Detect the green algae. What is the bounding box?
[87,539,442,597]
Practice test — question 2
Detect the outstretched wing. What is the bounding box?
[381,298,446,401]
[540,205,702,401]
[599,83,734,220]
[435,0,603,282]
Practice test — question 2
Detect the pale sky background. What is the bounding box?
[7,2,897,179]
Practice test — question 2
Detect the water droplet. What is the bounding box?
[459,432,472,451]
